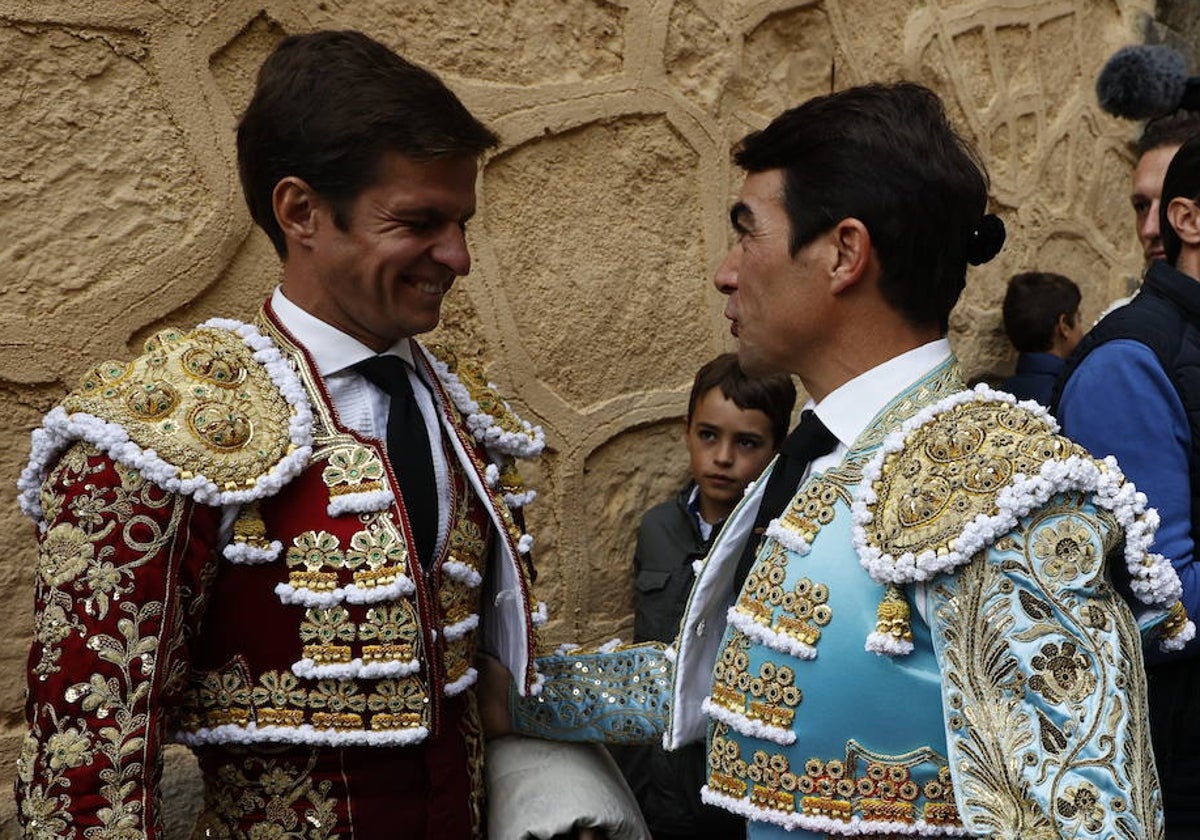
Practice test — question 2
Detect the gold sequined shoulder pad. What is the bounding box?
[20,320,313,519]
[852,389,1091,584]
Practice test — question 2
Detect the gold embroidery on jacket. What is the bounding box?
[65,327,295,488]
[192,751,339,839]
[709,630,804,728]
[707,723,962,828]
[22,442,192,838]
[933,500,1159,836]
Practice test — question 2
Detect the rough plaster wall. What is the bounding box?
[0,0,1161,833]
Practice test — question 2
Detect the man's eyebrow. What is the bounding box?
[730,201,754,232]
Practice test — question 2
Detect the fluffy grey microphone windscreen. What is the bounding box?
[1096,44,1189,119]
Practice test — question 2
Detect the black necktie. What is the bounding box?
[732,410,838,594]
[354,356,438,568]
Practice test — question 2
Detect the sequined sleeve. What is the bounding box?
[511,642,672,744]
[16,442,223,839]
[924,492,1163,839]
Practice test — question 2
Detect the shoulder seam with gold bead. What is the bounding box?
[850,384,1192,653]
[421,342,545,460]
[18,318,314,523]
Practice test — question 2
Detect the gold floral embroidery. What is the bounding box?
[1056,781,1105,832]
[300,607,357,664]
[367,679,426,730]
[1033,520,1097,580]
[932,504,1159,836]
[193,751,338,839]
[359,603,419,662]
[322,445,386,496]
[21,442,195,839]
[37,524,95,587]
[1028,641,1097,704]
[286,530,343,591]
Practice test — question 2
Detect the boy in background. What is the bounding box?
[616,353,796,840]
[1000,271,1083,405]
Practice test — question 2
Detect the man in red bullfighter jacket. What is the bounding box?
[14,30,621,839]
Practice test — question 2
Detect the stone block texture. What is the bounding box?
[0,0,1163,832]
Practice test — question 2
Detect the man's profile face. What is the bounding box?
[296,151,478,351]
[715,169,827,378]
[1132,144,1181,263]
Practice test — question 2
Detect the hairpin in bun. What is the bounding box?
[966,214,1005,265]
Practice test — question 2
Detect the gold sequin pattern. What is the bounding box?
[862,399,1088,561]
[64,327,296,489]
[708,724,962,829]
[710,630,803,728]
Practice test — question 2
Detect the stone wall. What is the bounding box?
[0,0,1161,833]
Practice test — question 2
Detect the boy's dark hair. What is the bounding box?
[686,353,797,447]
[1135,110,1200,157]
[1161,133,1200,265]
[733,82,994,333]
[1002,272,1082,353]
[237,30,499,258]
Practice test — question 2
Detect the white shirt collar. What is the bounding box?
[271,286,415,376]
[810,338,952,450]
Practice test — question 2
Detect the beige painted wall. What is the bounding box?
[0,0,1157,833]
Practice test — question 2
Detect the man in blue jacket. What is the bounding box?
[1057,132,1200,834]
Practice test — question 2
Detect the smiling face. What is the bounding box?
[284,151,479,350]
[685,388,777,524]
[1132,144,1181,264]
[714,168,830,378]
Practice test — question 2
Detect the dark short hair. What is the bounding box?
[237,30,499,258]
[1161,133,1200,265]
[686,353,797,448]
[1001,272,1081,353]
[1135,110,1200,158]
[733,82,992,332]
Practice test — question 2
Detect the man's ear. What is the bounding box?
[828,218,872,294]
[1167,197,1200,247]
[273,176,324,250]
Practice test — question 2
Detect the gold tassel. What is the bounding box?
[231,502,269,550]
[1162,600,1190,642]
[875,584,913,643]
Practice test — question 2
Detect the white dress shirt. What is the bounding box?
[271,286,453,556]
[805,338,953,479]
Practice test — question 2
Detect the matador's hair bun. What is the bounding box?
[966,214,1005,265]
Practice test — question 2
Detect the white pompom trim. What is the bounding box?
[425,353,545,459]
[531,601,549,627]
[726,606,817,660]
[291,657,421,680]
[327,489,395,517]
[443,560,483,588]
[18,320,314,522]
[443,613,480,642]
[765,518,813,556]
[444,666,478,697]
[699,785,974,836]
[701,696,796,746]
[1160,619,1197,651]
[174,721,428,748]
[865,632,915,656]
[503,489,538,508]
[222,540,282,564]
[517,533,534,555]
[274,575,416,608]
